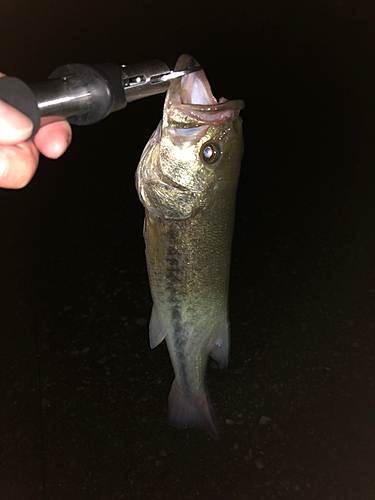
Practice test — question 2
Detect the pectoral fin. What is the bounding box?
[209,322,230,369]
[149,306,167,349]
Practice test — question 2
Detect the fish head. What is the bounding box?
[136,54,244,220]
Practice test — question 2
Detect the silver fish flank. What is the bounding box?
[135,54,244,439]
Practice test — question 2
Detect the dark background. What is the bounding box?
[1,1,375,499]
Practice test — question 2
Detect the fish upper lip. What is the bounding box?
[166,57,244,114]
[166,55,217,108]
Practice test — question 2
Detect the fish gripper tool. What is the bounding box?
[0,60,201,139]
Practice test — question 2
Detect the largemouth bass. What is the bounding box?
[135,54,244,439]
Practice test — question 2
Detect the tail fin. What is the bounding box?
[167,379,219,440]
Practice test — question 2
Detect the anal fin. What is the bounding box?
[149,306,167,349]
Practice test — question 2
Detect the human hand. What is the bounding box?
[0,73,72,189]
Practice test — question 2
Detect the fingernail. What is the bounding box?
[0,99,33,143]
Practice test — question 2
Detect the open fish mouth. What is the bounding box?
[165,54,245,124]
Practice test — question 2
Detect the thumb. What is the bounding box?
[0,74,33,144]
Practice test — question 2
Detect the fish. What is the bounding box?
[135,54,244,439]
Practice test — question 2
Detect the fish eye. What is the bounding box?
[201,142,221,165]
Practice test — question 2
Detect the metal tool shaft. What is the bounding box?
[121,60,170,102]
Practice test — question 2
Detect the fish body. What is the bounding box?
[135,55,244,439]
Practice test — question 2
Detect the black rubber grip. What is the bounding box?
[0,76,41,138]
[93,63,126,113]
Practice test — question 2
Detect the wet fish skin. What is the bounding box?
[136,54,244,439]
